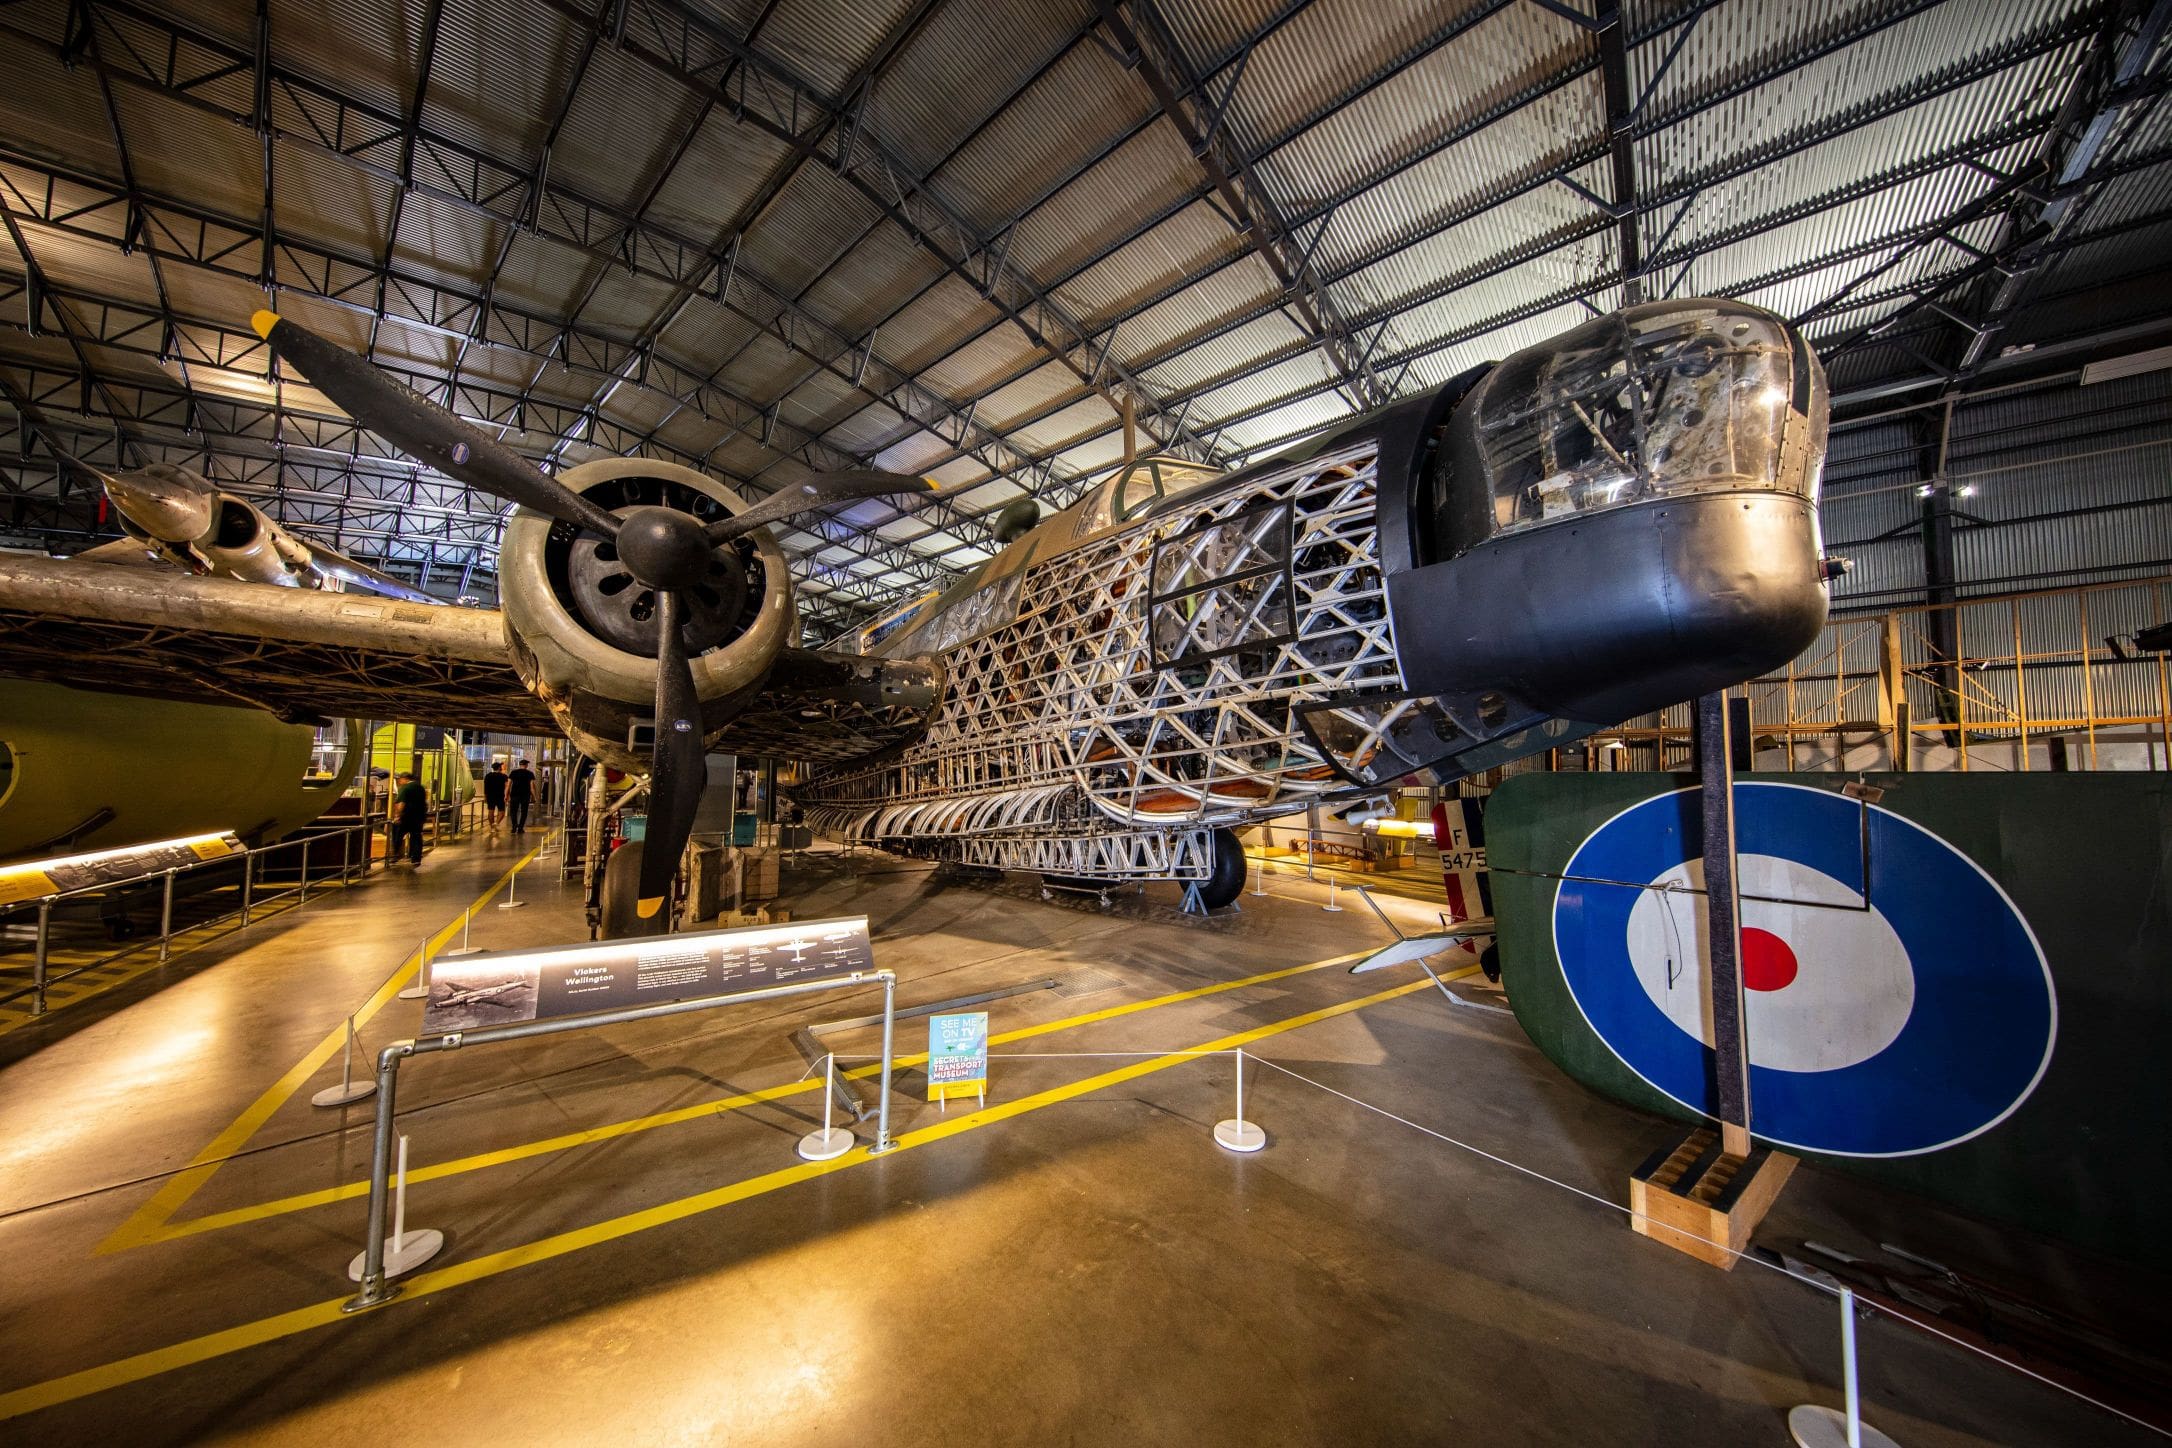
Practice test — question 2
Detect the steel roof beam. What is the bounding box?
[542,0,948,472]
[1094,0,1389,411]
[813,0,2068,499]
[7,7,1060,544]
[611,0,1221,462]
[1952,0,2172,376]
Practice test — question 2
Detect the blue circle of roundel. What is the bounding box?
[1552,782,2055,1157]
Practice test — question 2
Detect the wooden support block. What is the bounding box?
[1629,1127,1796,1270]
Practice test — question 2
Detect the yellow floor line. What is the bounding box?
[139,948,1376,1243]
[0,970,1453,1423]
[96,836,555,1255]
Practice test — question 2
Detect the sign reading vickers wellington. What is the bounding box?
[421,916,876,1035]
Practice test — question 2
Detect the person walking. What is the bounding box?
[508,758,536,835]
[482,761,509,835]
[389,771,428,865]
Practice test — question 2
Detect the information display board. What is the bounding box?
[926,1011,989,1104]
[0,832,245,906]
[421,916,875,1035]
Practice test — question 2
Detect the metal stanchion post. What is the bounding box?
[158,869,176,962]
[299,840,310,904]
[1788,1288,1899,1448]
[348,1131,443,1283]
[399,938,431,1001]
[498,860,528,910]
[797,1052,855,1160]
[344,1047,408,1312]
[1250,855,1267,897]
[445,906,481,957]
[241,852,254,926]
[342,825,353,885]
[32,898,51,1016]
[313,1015,377,1106]
[870,972,898,1153]
[1214,1047,1266,1152]
[1322,875,1342,912]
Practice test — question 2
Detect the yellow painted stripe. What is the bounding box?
[143,948,1375,1242]
[0,970,1452,1422]
[97,836,554,1254]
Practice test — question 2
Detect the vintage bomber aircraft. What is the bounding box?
[0,297,1830,932]
[793,298,1834,909]
[68,458,438,603]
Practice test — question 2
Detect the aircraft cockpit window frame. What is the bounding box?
[1111,458,1226,523]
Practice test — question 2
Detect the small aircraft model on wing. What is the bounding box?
[0,297,1833,933]
[793,299,1836,909]
[68,459,438,604]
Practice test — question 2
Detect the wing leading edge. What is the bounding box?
[0,553,547,731]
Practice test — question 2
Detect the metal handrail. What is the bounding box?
[1,819,373,1017]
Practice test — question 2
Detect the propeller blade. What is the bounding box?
[250,310,625,539]
[635,587,706,923]
[703,470,935,545]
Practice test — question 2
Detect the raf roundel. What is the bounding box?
[1552,782,2055,1157]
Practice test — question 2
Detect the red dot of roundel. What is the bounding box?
[1741,927,1799,992]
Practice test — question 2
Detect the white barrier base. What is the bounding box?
[1214,1119,1266,1152]
[348,1228,445,1282]
[310,1080,377,1108]
[796,1126,856,1161]
[1789,1405,1899,1448]
[497,899,528,911]
[397,983,428,1001]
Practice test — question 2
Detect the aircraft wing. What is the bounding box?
[305,540,441,605]
[66,538,164,568]
[0,553,550,731]
[706,646,943,765]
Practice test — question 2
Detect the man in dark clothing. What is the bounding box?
[482,761,509,835]
[508,759,536,834]
[389,771,428,865]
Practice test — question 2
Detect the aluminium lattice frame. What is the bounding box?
[795,439,1406,878]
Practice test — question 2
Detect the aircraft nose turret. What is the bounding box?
[101,465,215,543]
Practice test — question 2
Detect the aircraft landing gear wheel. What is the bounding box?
[600,842,670,938]
[1197,828,1247,911]
[1480,941,1502,983]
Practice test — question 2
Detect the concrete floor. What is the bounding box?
[0,830,2158,1446]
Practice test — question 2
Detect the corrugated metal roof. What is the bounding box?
[4,0,2169,631]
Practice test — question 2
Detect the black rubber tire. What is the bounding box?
[599,841,671,938]
[1197,827,1247,911]
[1480,941,1502,983]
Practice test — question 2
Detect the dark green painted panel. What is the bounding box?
[1488,771,2172,1269]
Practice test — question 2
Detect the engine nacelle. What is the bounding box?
[498,457,794,771]
[193,495,305,587]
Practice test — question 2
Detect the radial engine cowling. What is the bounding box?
[498,457,794,771]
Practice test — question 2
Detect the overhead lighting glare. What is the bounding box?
[2081,345,2172,386]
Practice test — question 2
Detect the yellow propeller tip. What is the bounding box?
[636,897,663,919]
[249,309,281,340]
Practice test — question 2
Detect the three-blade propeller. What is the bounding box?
[250,309,934,926]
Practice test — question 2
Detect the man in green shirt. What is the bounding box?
[389,771,428,865]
